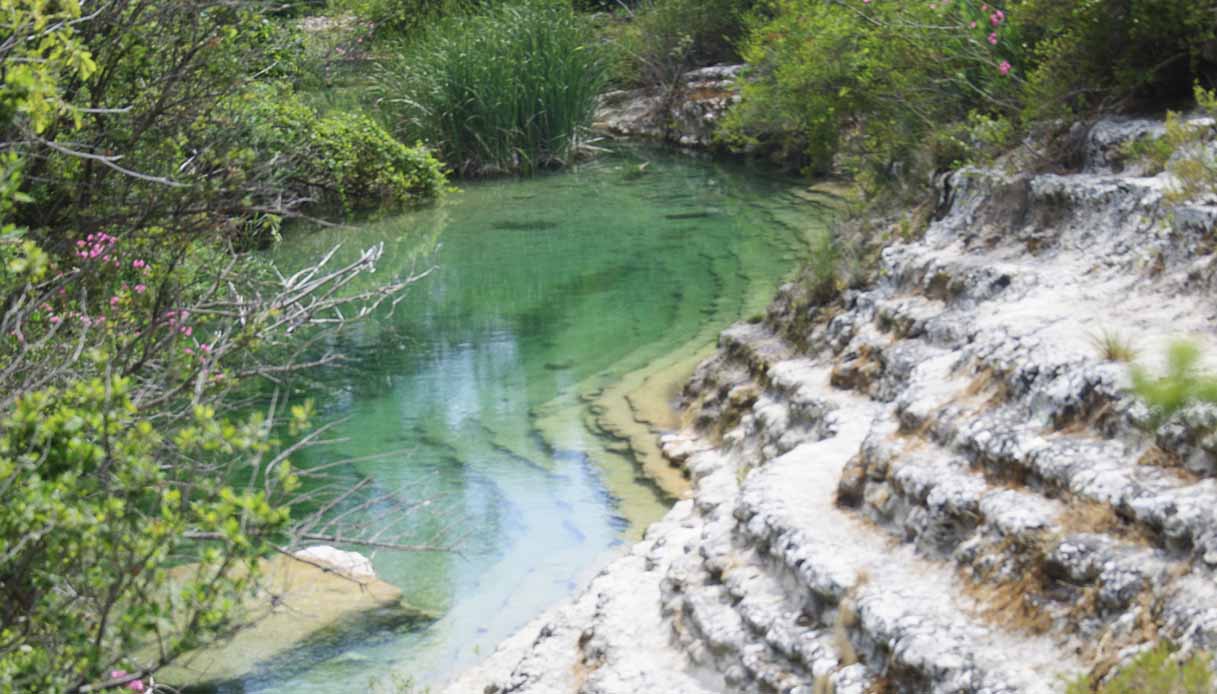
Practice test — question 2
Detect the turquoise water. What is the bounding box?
[227,147,831,692]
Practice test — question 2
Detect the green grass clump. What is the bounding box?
[375,1,608,177]
[1065,643,1212,694]
[1132,341,1217,424]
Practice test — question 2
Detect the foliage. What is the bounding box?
[1119,86,1217,202]
[0,0,439,690]
[798,226,840,306]
[329,0,470,38]
[1019,0,1217,120]
[0,0,98,136]
[1131,342,1217,424]
[1164,87,1217,203]
[375,0,608,176]
[230,87,446,216]
[610,0,755,89]
[5,0,437,246]
[0,376,294,693]
[1065,643,1213,694]
[718,0,1022,181]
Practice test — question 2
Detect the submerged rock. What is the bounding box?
[159,546,431,688]
[439,117,1217,692]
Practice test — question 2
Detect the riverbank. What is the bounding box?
[440,117,1217,693]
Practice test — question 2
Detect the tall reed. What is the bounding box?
[375,1,608,177]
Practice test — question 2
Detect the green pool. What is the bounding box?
[225,145,831,692]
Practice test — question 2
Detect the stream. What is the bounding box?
[218,145,831,692]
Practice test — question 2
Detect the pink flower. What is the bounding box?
[110,296,120,307]
[970,20,977,28]
[200,343,211,353]
[49,315,62,325]
[132,259,145,269]
[134,284,147,293]
[109,671,145,692]
[988,32,998,45]
[999,60,1012,76]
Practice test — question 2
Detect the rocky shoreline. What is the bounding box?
[441,118,1217,693]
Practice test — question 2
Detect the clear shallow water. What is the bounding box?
[226,147,831,692]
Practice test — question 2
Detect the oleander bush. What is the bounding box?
[714,0,1217,182]
[719,0,1023,182]
[1019,0,1217,120]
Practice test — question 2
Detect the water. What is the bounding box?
[225,146,832,692]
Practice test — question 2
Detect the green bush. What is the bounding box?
[375,0,608,176]
[1019,0,1217,120]
[0,377,294,692]
[229,87,446,215]
[719,0,1022,181]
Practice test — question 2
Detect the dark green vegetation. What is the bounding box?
[715,0,1217,188]
[375,1,608,176]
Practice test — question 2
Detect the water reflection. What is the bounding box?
[229,147,830,692]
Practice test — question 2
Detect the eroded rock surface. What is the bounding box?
[443,119,1217,692]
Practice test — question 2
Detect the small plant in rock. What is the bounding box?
[1165,87,1217,204]
[1121,87,1217,200]
[1064,642,1213,694]
[1090,329,1139,364]
[1131,341,1217,424]
[798,228,840,306]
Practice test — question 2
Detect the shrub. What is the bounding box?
[227,87,446,217]
[375,0,608,176]
[719,0,1022,181]
[1019,0,1217,120]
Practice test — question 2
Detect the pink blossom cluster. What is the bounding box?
[75,232,117,262]
[73,232,153,276]
[861,0,1015,77]
[108,670,146,692]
